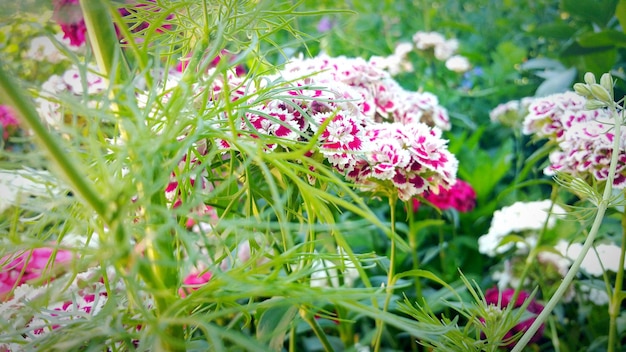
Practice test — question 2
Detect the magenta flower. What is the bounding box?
[0,105,19,141]
[1,248,73,300]
[52,0,87,47]
[179,271,212,297]
[483,287,545,348]
[413,179,476,212]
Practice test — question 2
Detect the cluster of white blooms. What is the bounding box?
[556,241,626,277]
[35,65,108,128]
[489,97,535,127]
[368,31,471,76]
[304,249,360,289]
[412,31,471,73]
[0,169,62,213]
[478,200,566,257]
[25,33,81,63]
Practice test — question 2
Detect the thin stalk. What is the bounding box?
[0,65,107,220]
[301,308,335,352]
[407,200,423,299]
[373,196,398,352]
[512,98,623,352]
[509,186,559,306]
[607,208,626,352]
[79,0,129,81]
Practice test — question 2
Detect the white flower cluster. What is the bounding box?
[489,97,535,127]
[25,33,81,63]
[0,169,61,213]
[478,200,566,257]
[368,30,471,76]
[412,31,471,73]
[35,65,108,128]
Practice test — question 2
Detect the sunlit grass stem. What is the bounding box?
[373,195,398,352]
[608,208,626,352]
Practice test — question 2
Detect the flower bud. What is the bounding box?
[600,73,614,100]
[590,83,612,103]
[585,99,608,110]
[573,83,593,98]
[584,72,596,85]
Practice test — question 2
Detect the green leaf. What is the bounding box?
[582,48,618,77]
[578,30,626,48]
[533,22,577,40]
[560,0,618,27]
[617,0,626,33]
[256,300,300,351]
[535,67,577,97]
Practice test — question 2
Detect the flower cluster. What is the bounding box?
[412,179,476,212]
[0,105,19,142]
[210,54,457,200]
[0,248,73,300]
[521,91,624,187]
[35,65,107,128]
[52,0,87,47]
[412,31,471,73]
[483,287,545,348]
[478,200,566,257]
[368,31,471,75]
[489,97,535,128]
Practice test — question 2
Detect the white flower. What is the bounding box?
[434,39,459,61]
[445,55,471,73]
[412,31,446,51]
[558,241,625,276]
[25,34,68,63]
[0,169,59,213]
[478,200,566,257]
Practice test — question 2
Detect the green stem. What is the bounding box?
[407,200,423,299]
[0,65,107,220]
[373,196,398,352]
[511,97,623,352]
[607,208,626,352]
[509,186,559,306]
[79,0,129,81]
[301,308,335,352]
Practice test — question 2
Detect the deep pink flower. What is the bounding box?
[483,287,545,348]
[179,271,212,297]
[0,105,19,141]
[1,248,73,300]
[52,0,87,47]
[413,179,476,212]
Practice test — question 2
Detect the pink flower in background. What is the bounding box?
[179,271,212,297]
[1,248,73,300]
[0,105,19,141]
[413,179,476,212]
[483,287,545,348]
[52,0,87,47]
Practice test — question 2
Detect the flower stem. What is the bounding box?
[0,65,107,220]
[607,207,626,352]
[373,196,398,352]
[79,0,129,81]
[511,96,623,352]
[301,308,335,352]
[407,200,423,299]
